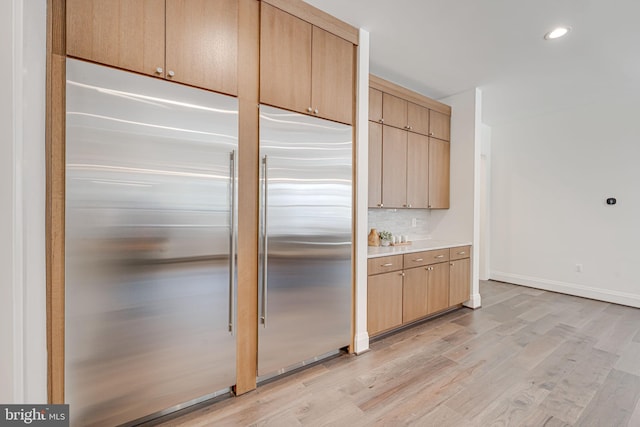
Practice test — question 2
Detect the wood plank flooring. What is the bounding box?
[151,281,640,426]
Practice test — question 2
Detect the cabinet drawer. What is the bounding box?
[425,249,449,264]
[368,255,403,275]
[403,249,449,268]
[403,251,430,268]
[450,246,471,260]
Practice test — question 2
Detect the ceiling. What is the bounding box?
[304,0,640,125]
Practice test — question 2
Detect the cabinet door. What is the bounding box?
[382,126,407,208]
[368,122,383,208]
[406,132,429,209]
[166,0,238,95]
[428,138,450,209]
[312,27,354,125]
[369,88,383,123]
[66,0,165,77]
[407,102,430,135]
[368,271,404,336]
[260,3,312,114]
[427,262,450,314]
[382,93,408,129]
[403,268,428,323]
[449,258,470,305]
[429,110,451,141]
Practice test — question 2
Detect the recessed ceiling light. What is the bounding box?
[544,26,571,40]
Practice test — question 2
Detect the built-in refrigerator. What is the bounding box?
[65,58,238,426]
[258,105,352,378]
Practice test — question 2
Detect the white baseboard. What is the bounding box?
[464,292,482,309]
[491,271,640,309]
[353,331,370,355]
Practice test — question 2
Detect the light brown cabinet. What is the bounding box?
[402,267,428,323]
[407,102,430,135]
[369,88,383,122]
[368,268,404,336]
[428,138,450,209]
[165,0,238,95]
[368,246,470,337]
[382,93,408,129]
[429,110,451,141]
[369,76,451,210]
[368,122,383,208]
[66,0,238,95]
[449,257,471,306]
[260,3,354,125]
[67,0,165,78]
[381,126,407,208]
[427,262,450,314]
[406,133,429,209]
[379,128,431,209]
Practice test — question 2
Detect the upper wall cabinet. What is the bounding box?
[369,75,451,209]
[66,0,238,96]
[260,3,355,125]
[165,0,238,95]
[429,110,451,141]
[380,94,431,136]
[369,88,383,123]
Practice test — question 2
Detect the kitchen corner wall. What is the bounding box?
[431,88,482,309]
[368,209,430,241]
[490,93,640,308]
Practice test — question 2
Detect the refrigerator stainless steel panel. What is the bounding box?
[65,58,238,426]
[258,105,352,377]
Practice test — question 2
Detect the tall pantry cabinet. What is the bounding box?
[368,76,451,209]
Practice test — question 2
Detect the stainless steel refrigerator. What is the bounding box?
[65,58,238,426]
[258,105,352,378]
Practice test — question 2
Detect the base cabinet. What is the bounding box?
[402,267,428,323]
[368,271,404,336]
[427,262,450,314]
[368,246,471,337]
[449,257,471,306]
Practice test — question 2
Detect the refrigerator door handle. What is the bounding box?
[229,150,237,334]
[260,155,268,327]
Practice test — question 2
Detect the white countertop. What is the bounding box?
[367,239,471,258]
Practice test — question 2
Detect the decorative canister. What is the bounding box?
[368,228,380,247]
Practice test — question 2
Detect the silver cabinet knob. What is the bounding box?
[307,107,313,112]
[429,132,434,136]
[314,109,319,115]
[379,118,384,123]
[408,204,412,208]
[167,70,175,77]
[155,67,163,74]
[377,203,383,207]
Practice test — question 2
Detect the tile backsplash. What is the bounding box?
[368,209,430,241]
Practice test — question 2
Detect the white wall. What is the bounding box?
[431,88,482,308]
[490,95,640,307]
[0,0,48,403]
[479,124,491,280]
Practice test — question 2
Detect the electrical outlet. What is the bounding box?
[576,264,583,273]
[411,218,417,227]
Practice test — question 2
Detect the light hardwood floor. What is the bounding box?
[151,281,640,426]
